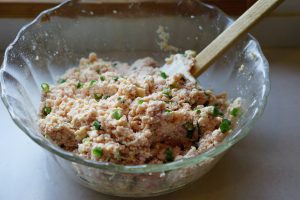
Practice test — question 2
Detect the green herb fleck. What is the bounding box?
[103,95,110,100]
[113,76,119,82]
[92,147,103,157]
[212,106,223,117]
[96,69,100,74]
[165,148,174,162]
[165,109,172,113]
[138,99,144,104]
[41,83,49,93]
[112,109,122,120]
[76,81,83,89]
[220,119,231,133]
[117,96,125,103]
[160,71,168,79]
[82,137,91,143]
[58,79,66,84]
[231,108,240,117]
[89,80,97,87]
[195,109,201,114]
[162,88,172,98]
[43,106,51,116]
[94,93,102,101]
[93,120,101,130]
[100,75,105,81]
[183,122,195,139]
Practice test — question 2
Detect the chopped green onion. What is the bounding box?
[137,99,144,104]
[41,83,49,93]
[160,71,168,79]
[94,93,102,101]
[103,95,110,99]
[183,122,195,139]
[220,119,231,133]
[92,147,103,157]
[117,96,125,103]
[165,148,174,162]
[165,109,172,113]
[112,109,122,120]
[58,79,66,84]
[76,81,83,89]
[212,106,223,117]
[89,80,96,87]
[43,106,51,116]
[82,137,91,143]
[162,88,171,98]
[93,120,101,130]
[231,108,240,117]
[100,75,105,81]
[195,109,201,114]
[113,76,119,82]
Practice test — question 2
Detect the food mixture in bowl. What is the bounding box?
[39,51,241,165]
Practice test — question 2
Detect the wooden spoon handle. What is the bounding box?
[190,0,284,77]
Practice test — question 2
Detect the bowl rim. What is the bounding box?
[0,0,270,173]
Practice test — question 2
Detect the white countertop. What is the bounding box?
[1,48,300,200]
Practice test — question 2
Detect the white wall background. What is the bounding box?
[0,0,299,51]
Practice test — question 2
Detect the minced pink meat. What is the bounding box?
[39,52,241,165]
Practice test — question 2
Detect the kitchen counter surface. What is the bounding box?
[1,48,299,200]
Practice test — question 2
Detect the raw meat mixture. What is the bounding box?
[39,52,240,165]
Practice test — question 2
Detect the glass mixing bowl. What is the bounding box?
[0,0,270,197]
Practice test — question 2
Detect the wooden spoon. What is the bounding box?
[161,0,284,78]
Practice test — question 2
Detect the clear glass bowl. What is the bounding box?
[0,0,270,197]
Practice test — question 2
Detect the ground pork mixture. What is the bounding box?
[39,52,241,165]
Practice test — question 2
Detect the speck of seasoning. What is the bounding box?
[112,62,118,67]
[203,101,209,107]
[89,80,97,87]
[103,95,110,99]
[169,83,178,89]
[220,119,231,133]
[180,76,186,82]
[100,75,105,81]
[113,76,119,82]
[94,93,102,101]
[162,88,172,98]
[117,96,125,103]
[231,108,240,117]
[160,71,168,79]
[43,106,51,116]
[93,120,101,130]
[165,148,174,162]
[138,99,144,104]
[212,106,223,117]
[58,79,66,84]
[112,109,122,120]
[183,122,195,139]
[195,109,201,114]
[165,109,172,113]
[76,81,83,89]
[41,83,49,93]
[96,69,100,74]
[92,147,103,157]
